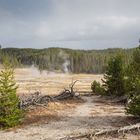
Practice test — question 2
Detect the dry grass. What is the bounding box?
[13,68,103,95]
[23,98,84,126]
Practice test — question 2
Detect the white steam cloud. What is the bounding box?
[58,50,70,73]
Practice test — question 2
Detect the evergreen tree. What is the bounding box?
[126,47,140,116]
[0,47,133,74]
[0,59,23,128]
[102,54,125,96]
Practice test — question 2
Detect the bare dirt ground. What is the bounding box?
[0,68,139,140]
[0,96,139,140]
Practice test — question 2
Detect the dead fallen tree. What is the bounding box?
[18,92,52,109]
[53,80,79,100]
[19,80,79,109]
[94,123,140,137]
[60,123,140,140]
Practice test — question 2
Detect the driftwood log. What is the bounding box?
[60,123,140,140]
[19,80,79,109]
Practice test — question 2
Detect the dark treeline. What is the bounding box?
[0,47,134,73]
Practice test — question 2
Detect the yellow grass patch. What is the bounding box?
[13,68,103,95]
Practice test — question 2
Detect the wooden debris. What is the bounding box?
[60,123,140,140]
[19,80,79,109]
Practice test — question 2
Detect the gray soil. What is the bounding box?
[0,96,139,140]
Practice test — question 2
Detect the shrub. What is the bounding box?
[126,95,140,117]
[0,59,23,128]
[91,80,105,95]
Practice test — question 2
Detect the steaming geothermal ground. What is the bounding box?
[0,68,140,140]
[15,68,103,95]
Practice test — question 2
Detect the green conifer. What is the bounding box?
[102,54,125,96]
[0,59,23,128]
[126,47,140,116]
